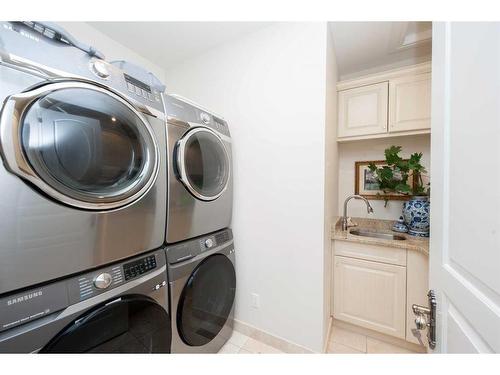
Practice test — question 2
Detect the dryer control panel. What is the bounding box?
[164,94,231,137]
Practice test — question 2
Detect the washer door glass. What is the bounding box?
[177,128,229,201]
[177,254,236,346]
[20,86,157,209]
[41,295,171,353]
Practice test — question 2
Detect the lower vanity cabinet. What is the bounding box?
[333,255,407,339]
[332,240,429,345]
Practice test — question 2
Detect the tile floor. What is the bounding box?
[218,331,284,354]
[219,325,420,354]
[326,325,420,354]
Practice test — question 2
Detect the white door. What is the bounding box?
[430,22,500,353]
[337,82,388,138]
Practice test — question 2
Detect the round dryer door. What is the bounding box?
[177,254,236,346]
[176,127,230,201]
[0,81,159,210]
[41,295,171,353]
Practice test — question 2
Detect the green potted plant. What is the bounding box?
[368,146,430,237]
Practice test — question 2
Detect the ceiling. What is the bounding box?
[329,22,432,79]
[88,22,272,70]
[89,22,432,79]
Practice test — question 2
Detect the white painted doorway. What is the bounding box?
[430,22,500,353]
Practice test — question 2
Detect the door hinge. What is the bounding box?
[412,289,437,349]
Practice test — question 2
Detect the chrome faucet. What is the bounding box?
[342,195,374,231]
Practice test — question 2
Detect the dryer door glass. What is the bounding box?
[178,128,229,201]
[177,254,236,346]
[41,296,171,353]
[20,86,158,209]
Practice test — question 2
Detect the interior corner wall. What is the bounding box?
[57,22,165,82]
[323,25,339,349]
[163,22,329,352]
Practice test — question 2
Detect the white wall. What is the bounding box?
[58,22,165,82]
[163,23,332,352]
[338,135,431,220]
[323,27,339,347]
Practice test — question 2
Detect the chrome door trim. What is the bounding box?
[0,50,86,81]
[175,127,230,202]
[0,80,160,211]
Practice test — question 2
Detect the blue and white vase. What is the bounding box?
[402,196,430,237]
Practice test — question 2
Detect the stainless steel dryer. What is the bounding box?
[0,22,167,295]
[0,249,171,353]
[164,94,233,244]
[166,228,236,353]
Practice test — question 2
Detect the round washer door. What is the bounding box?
[177,254,236,346]
[41,295,171,353]
[0,82,159,210]
[176,127,230,201]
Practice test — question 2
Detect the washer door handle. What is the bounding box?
[170,254,195,265]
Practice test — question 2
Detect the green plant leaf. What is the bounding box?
[395,183,412,194]
[385,145,403,165]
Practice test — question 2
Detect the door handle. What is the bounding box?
[412,290,436,349]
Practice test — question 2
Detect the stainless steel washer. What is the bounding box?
[166,228,236,353]
[0,22,167,295]
[0,249,171,353]
[164,94,233,244]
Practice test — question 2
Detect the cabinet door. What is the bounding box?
[338,82,388,138]
[389,72,431,132]
[333,256,406,339]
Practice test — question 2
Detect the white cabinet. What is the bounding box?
[333,255,407,339]
[389,73,431,132]
[338,82,388,138]
[337,63,431,141]
[406,250,430,346]
[332,239,429,347]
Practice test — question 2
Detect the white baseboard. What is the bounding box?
[232,319,315,354]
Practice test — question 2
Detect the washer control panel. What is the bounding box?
[93,273,113,289]
[166,229,234,265]
[123,255,157,281]
[67,251,164,304]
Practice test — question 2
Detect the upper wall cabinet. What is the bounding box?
[337,63,431,142]
[338,82,388,138]
[389,73,431,133]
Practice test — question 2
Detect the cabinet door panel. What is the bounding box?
[389,73,431,132]
[338,82,388,138]
[333,256,406,339]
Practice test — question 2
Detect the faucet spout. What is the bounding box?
[341,195,374,231]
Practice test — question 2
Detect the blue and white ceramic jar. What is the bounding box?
[402,196,430,237]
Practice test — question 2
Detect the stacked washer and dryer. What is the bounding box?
[163,95,236,354]
[0,22,172,353]
[0,22,236,354]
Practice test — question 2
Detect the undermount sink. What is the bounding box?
[348,229,406,241]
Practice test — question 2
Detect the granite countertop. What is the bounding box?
[331,216,429,256]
